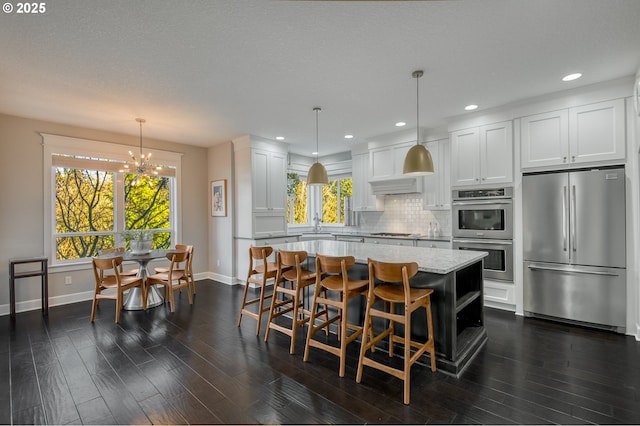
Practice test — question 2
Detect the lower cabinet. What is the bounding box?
[235,236,298,284]
[363,237,414,246]
[415,239,451,249]
[483,279,515,311]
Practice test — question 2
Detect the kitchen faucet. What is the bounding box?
[313,212,322,233]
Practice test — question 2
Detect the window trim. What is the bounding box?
[43,133,183,269]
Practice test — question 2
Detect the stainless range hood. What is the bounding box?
[368,176,423,195]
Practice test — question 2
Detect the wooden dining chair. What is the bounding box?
[91,256,146,323]
[154,244,195,293]
[265,249,321,354]
[303,254,368,377]
[238,246,278,335]
[99,247,139,276]
[356,258,436,405]
[147,251,192,313]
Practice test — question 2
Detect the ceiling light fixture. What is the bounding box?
[344,134,354,139]
[403,70,434,176]
[307,107,329,186]
[395,121,406,127]
[276,136,285,140]
[562,73,582,82]
[121,118,162,177]
[465,104,478,111]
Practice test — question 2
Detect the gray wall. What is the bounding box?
[208,142,234,282]
[0,113,209,313]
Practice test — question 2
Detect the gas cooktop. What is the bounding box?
[370,232,413,237]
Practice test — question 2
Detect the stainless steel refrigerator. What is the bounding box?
[523,166,626,332]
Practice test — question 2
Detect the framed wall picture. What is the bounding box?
[211,179,227,217]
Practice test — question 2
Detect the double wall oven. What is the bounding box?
[452,187,513,282]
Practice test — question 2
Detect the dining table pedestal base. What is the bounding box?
[123,285,164,310]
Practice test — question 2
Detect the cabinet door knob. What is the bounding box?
[563,156,567,162]
[571,155,576,162]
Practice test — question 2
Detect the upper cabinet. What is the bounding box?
[451,121,513,187]
[521,99,625,170]
[351,151,384,211]
[422,138,451,209]
[234,136,288,238]
[370,141,414,179]
[251,148,287,213]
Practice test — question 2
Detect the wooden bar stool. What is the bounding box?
[237,246,278,335]
[356,258,436,405]
[303,254,368,377]
[265,249,319,354]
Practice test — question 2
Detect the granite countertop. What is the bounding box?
[269,240,485,275]
[332,232,451,242]
[238,231,451,242]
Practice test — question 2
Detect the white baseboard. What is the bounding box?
[484,300,516,312]
[0,290,94,317]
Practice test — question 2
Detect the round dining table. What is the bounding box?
[98,249,183,311]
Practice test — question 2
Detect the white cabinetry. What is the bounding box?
[252,149,287,213]
[363,237,414,247]
[451,121,513,187]
[422,138,451,209]
[351,151,384,211]
[234,136,288,239]
[483,279,515,311]
[370,141,414,179]
[521,99,625,170]
[235,236,298,284]
[415,239,451,249]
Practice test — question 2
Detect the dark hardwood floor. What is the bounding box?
[2,280,640,425]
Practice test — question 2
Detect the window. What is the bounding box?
[321,177,352,224]
[286,171,352,226]
[44,134,181,266]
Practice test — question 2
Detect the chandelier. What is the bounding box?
[122,118,162,176]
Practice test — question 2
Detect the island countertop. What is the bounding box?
[268,239,489,377]
[268,240,487,274]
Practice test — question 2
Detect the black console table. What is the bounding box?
[9,256,48,320]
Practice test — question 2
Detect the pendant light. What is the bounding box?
[307,107,329,185]
[403,70,434,175]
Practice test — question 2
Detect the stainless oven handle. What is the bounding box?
[452,200,512,206]
[453,239,512,245]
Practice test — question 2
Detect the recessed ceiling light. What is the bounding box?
[562,73,582,82]
[312,151,319,156]
[395,122,406,127]
[344,134,354,139]
[275,136,285,140]
[464,104,478,111]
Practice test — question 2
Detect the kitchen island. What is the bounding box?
[269,240,488,377]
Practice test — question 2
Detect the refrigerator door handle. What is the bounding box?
[527,264,620,277]
[571,185,577,252]
[562,186,568,251]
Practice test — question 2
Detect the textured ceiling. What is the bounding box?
[1,0,639,156]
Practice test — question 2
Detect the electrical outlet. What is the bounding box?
[64,276,72,285]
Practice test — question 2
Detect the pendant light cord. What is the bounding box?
[413,70,423,146]
[314,107,321,163]
[416,73,419,145]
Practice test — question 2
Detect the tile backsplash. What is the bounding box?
[356,194,451,236]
